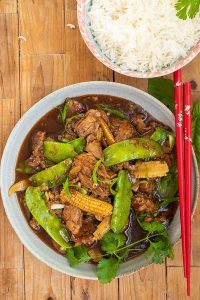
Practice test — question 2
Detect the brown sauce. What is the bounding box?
[15,95,177,259]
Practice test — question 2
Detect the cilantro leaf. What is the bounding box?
[157,165,178,198]
[175,0,200,20]
[97,257,119,283]
[139,221,168,238]
[160,197,179,208]
[101,231,126,254]
[66,245,90,267]
[147,237,174,264]
[148,78,174,113]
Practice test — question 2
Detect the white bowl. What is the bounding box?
[0,81,199,279]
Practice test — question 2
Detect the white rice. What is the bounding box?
[88,0,200,72]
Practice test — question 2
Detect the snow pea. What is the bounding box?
[43,141,77,163]
[103,138,163,167]
[29,158,72,188]
[151,127,167,145]
[43,138,86,163]
[25,186,71,249]
[111,170,132,233]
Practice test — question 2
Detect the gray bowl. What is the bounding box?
[0,81,199,279]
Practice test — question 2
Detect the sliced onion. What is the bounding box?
[8,179,30,196]
[50,203,65,210]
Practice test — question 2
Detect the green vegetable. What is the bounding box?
[67,137,86,154]
[97,257,119,284]
[151,127,167,145]
[147,236,174,264]
[148,78,174,113]
[25,186,70,249]
[111,170,133,233]
[192,102,200,167]
[92,159,103,184]
[29,158,72,188]
[100,103,127,119]
[16,160,41,175]
[66,245,90,267]
[168,132,175,150]
[104,138,163,167]
[63,177,71,196]
[158,165,178,198]
[175,0,200,20]
[138,221,168,238]
[101,231,126,254]
[43,141,77,163]
[60,102,70,123]
[160,197,179,208]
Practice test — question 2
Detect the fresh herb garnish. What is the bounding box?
[66,245,91,267]
[100,103,128,119]
[97,257,119,284]
[101,231,126,254]
[175,0,200,20]
[147,236,174,264]
[160,197,179,208]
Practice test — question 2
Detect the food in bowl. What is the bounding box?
[88,0,200,73]
[9,95,178,283]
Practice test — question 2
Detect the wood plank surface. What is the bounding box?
[19,0,65,54]
[0,1,200,299]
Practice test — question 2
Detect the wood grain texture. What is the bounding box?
[65,0,112,85]
[0,268,24,300]
[71,277,119,300]
[167,267,200,299]
[0,0,17,13]
[24,249,70,300]
[20,54,65,114]
[19,0,65,54]
[119,265,166,300]
[114,74,148,91]
[0,14,19,99]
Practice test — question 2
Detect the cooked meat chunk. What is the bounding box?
[73,153,96,177]
[28,131,46,168]
[30,218,40,231]
[79,173,110,199]
[86,138,103,159]
[66,99,86,117]
[139,181,155,194]
[76,109,101,137]
[132,113,151,134]
[163,153,176,168]
[123,162,136,172]
[110,116,136,141]
[154,212,168,223]
[97,164,116,179]
[63,204,83,235]
[72,215,96,245]
[132,194,157,213]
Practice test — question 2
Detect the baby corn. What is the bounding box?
[93,216,111,240]
[133,161,169,178]
[100,117,115,145]
[60,190,113,217]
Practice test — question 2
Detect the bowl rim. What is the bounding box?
[77,0,200,78]
[0,81,199,280]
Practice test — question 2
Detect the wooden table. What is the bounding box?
[0,1,200,299]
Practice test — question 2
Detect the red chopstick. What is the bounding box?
[183,82,192,296]
[173,70,187,277]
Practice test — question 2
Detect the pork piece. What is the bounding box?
[76,109,101,137]
[79,173,110,200]
[86,134,103,159]
[154,212,168,223]
[132,113,152,134]
[162,153,176,168]
[28,131,46,168]
[66,99,86,117]
[132,194,157,213]
[139,181,155,194]
[72,215,96,245]
[73,153,96,177]
[113,162,135,173]
[63,204,83,235]
[97,164,116,179]
[110,116,136,141]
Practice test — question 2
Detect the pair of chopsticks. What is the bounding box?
[174,70,192,296]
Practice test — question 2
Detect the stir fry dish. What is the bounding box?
[9,95,178,283]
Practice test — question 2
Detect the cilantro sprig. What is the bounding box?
[175,0,200,20]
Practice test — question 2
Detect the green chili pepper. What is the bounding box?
[25,186,71,249]
[43,141,77,163]
[168,132,175,150]
[111,170,132,233]
[29,158,72,188]
[100,103,127,119]
[151,127,167,145]
[67,138,86,154]
[103,138,163,167]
